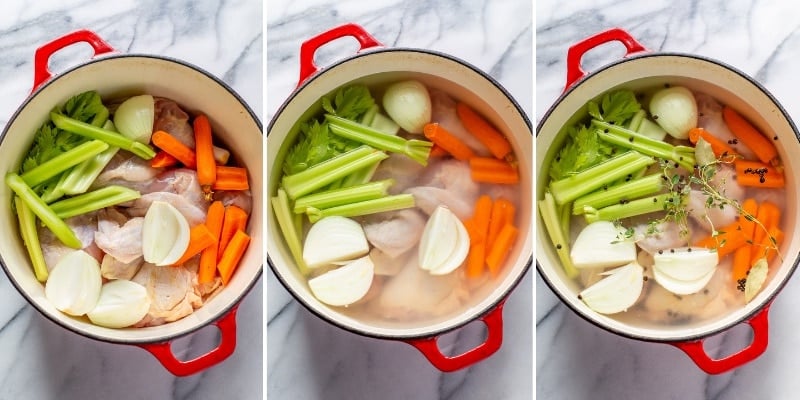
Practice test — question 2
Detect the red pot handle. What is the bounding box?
[564,27,647,92]
[671,303,770,374]
[139,305,239,377]
[297,23,383,87]
[32,29,115,93]
[406,301,505,372]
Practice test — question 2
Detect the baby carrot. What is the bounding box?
[150,151,179,168]
[688,127,739,159]
[151,130,196,168]
[194,114,217,197]
[734,159,785,188]
[173,223,216,266]
[456,102,512,160]
[212,166,249,191]
[218,229,251,286]
[219,205,248,259]
[722,106,778,165]
[199,201,225,283]
[486,223,518,276]
[469,157,520,184]
[423,123,475,161]
[487,198,515,250]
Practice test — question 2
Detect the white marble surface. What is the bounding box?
[266,1,532,399]
[0,1,262,400]
[537,1,800,399]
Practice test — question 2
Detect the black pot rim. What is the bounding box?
[536,51,800,343]
[0,52,264,345]
[267,46,532,340]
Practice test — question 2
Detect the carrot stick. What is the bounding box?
[428,144,449,158]
[472,195,493,243]
[151,130,197,168]
[456,102,512,160]
[466,242,487,278]
[732,245,751,288]
[734,159,785,188]
[487,198,515,249]
[194,114,217,195]
[486,223,518,276]
[172,223,216,266]
[199,201,225,283]
[751,227,783,265]
[219,205,248,258]
[688,127,739,159]
[469,157,520,184]
[423,123,475,161]
[752,201,780,246]
[212,166,249,191]
[722,106,778,164]
[218,229,251,286]
[150,151,179,168]
[695,221,749,259]
[739,198,759,240]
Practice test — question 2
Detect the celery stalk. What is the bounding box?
[293,179,393,213]
[50,112,155,159]
[549,151,656,205]
[271,188,308,275]
[282,145,388,199]
[627,109,646,132]
[60,146,120,195]
[40,172,70,204]
[49,186,141,219]
[6,173,81,249]
[325,114,432,165]
[538,192,578,278]
[20,139,109,188]
[572,173,664,214]
[14,196,48,282]
[306,193,415,223]
[341,159,381,187]
[593,120,695,170]
[584,193,672,224]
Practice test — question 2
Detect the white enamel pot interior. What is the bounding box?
[267,24,532,372]
[0,30,263,376]
[536,28,800,374]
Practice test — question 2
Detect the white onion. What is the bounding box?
[652,247,717,282]
[579,261,644,314]
[88,280,151,328]
[308,255,374,306]
[649,86,698,140]
[45,250,102,316]
[653,263,716,295]
[570,221,636,269]
[382,80,432,134]
[303,216,369,268]
[418,205,470,275]
[114,94,155,144]
[142,201,190,266]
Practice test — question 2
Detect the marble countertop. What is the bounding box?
[0,2,263,400]
[537,1,800,399]
[266,1,532,399]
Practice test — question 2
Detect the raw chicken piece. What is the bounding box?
[132,262,202,327]
[710,165,745,203]
[100,254,143,280]
[154,97,194,148]
[39,213,101,272]
[634,221,688,255]
[371,152,426,194]
[429,89,491,156]
[369,247,411,276]
[363,209,426,258]
[695,93,757,160]
[126,192,208,226]
[215,190,253,215]
[94,208,144,263]
[184,256,224,299]
[749,187,786,211]
[406,186,473,220]
[370,255,469,320]
[418,158,480,201]
[94,153,160,187]
[687,190,738,232]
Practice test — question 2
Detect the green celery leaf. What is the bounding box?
[596,90,641,125]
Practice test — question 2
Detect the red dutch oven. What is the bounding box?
[267,23,532,372]
[536,28,800,374]
[0,30,263,376]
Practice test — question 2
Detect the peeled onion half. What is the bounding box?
[308,255,375,306]
[142,201,191,266]
[45,250,102,316]
[418,205,470,275]
[88,280,151,328]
